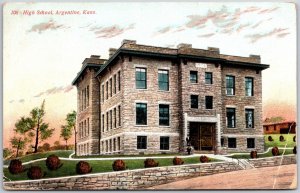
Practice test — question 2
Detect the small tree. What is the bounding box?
[42,143,51,152]
[3,148,13,159]
[10,136,28,158]
[15,100,54,153]
[66,111,76,153]
[60,125,72,150]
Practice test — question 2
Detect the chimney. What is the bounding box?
[109,48,117,58]
[249,54,261,63]
[177,43,192,49]
[207,47,220,54]
[90,55,100,59]
[122,39,136,45]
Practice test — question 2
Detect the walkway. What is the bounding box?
[148,164,297,189]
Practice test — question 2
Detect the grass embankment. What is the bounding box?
[230,149,294,159]
[4,156,218,181]
[264,134,296,148]
[3,150,73,165]
[73,153,180,159]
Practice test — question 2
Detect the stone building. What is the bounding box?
[72,40,269,155]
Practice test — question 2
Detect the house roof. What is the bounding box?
[263,121,296,127]
[95,40,270,77]
[72,63,102,85]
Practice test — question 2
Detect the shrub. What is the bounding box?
[200,156,209,163]
[250,151,258,159]
[279,135,285,142]
[173,157,184,165]
[27,166,43,179]
[268,136,273,141]
[76,161,92,174]
[272,146,279,156]
[112,160,126,171]
[8,159,24,174]
[144,158,159,168]
[46,155,62,170]
[293,146,297,154]
[293,136,296,142]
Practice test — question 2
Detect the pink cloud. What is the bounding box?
[90,24,135,38]
[245,28,289,43]
[198,33,215,38]
[34,85,74,98]
[28,19,68,34]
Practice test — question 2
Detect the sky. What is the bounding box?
[3,2,297,148]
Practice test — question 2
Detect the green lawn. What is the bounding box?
[73,153,181,159]
[264,134,296,148]
[3,156,219,181]
[3,150,73,165]
[230,148,294,159]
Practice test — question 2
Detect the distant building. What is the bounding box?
[72,40,269,156]
[263,121,296,134]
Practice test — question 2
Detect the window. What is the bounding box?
[226,75,235,95]
[109,139,112,152]
[136,68,147,89]
[190,95,198,109]
[190,71,198,83]
[205,72,213,84]
[221,138,225,147]
[101,85,104,102]
[137,136,147,149]
[109,78,112,97]
[228,138,236,148]
[226,108,236,128]
[205,96,213,109]
[110,110,112,130]
[106,81,108,99]
[102,114,104,132]
[106,112,109,131]
[118,105,121,126]
[158,70,169,91]
[113,74,117,94]
[83,120,86,137]
[105,140,109,152]
[118,71,121,91]
[86,86,90,107]
[159,104,170,126]
[160,137,170,150]
[245,109,254,128]
[247,138,255,148]
[136,103,147,125]
[113,138,116,151]
[87,118,89,136]
[114,108,117,128]
[117,137,121,151]
[245,77,253,96]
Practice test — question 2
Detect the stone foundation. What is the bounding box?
[248,155,296,168]
[4,161,242,190]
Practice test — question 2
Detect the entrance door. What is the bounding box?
[200,123,214,151]
[189,122,215,151]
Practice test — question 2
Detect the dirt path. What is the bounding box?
[148,164,297,190]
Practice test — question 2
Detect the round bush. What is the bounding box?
[27,166,43,179]
[173,157,184,165]
[144,158,159,168]
[293,146,297,154]
[46,154,61,170]
[250,151,258,159]
[76,161,92,174]
[200,156,209,163]
[8,159,24,174]
[293,136,296,142]
[272,146,279,156]
[268,136,273,141]
[279,135,285,142]
[112,160,126,171]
